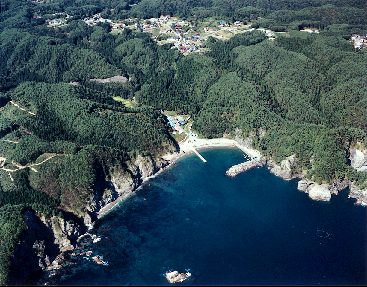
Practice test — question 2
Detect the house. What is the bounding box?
[47,17,68,27]
[111,22,125,30]
[219,20,228,27]
[175,24,183,31]
[350,34,367,49]
[300,28,320,34]
[166,116,177,128]
[135,22,143,32]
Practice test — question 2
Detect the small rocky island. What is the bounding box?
[165,270,192,283]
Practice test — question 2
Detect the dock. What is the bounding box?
[192,148,207,162]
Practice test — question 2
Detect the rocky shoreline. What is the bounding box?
[8,151,178,284]
[225,144,367,205]
[9,137,367,284]
[349,183,367,206]
[96,151,183,219]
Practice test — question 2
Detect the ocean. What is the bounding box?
[57,147,367,285]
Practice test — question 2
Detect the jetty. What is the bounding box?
[226,158,266,177]
[192,147,207,162]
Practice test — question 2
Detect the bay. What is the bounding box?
[59,148,367,285]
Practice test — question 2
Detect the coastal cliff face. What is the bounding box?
[268,147,367,204]
[267,154,303,180]
[84,154,169,224]
[8,210,85,285]
[8,152,172,284]
[232,134,366,205]
[348,142,367,205]
[38,214,85,252]
[55,151,171,229]
[349,144,367,172]
[267,152,361,203]
[349,184,367,206]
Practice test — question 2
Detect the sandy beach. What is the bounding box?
[177,137,262,159]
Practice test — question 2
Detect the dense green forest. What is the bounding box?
[0,0,366,284]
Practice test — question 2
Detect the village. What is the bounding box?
[79,13,269,55]
[42,12,275,55]
[46,12,70,28]
[43,11,367,54]
[163,111,193,142]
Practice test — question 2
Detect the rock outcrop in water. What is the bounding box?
[297,179,350,202]
[165,271,191,283]
[297,180,337,201]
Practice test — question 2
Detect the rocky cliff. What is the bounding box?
[8,210,85,285]
[84,153,169,225]
[347,142,367,205]
[348,184,367,206]
[349,144,367,172]
[7,152,172,284]
[267,154,304,180]
[264,145,367,205]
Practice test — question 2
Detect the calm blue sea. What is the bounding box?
[58,148,367,285]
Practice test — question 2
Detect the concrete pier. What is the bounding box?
[192,148,207,162]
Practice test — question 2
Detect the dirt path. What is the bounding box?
[0,153,63,175]
[1,139,19,144]
[10,100,36,116]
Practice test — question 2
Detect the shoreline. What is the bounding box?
[95,137,259,220]
[93,136,367,222]
[44,136,366,283]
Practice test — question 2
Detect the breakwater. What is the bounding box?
[226,158,266,177]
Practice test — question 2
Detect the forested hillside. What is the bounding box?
[0,0,366,284]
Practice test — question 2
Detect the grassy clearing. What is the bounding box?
[112,96,137,108]
[173,132,187,142]
[162,110,178,116]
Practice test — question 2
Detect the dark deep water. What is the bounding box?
[58,148,367,285]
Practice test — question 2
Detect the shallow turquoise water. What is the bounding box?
[59,148,367,285]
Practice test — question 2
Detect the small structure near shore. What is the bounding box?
[165,270,191,283]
